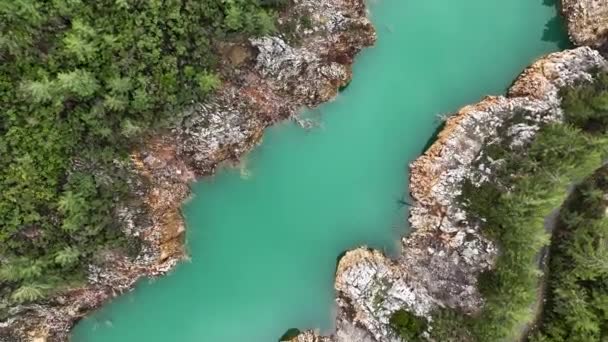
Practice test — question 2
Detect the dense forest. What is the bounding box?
[0,0,279,309]
[531,167,608,341]
[404,73,608,341]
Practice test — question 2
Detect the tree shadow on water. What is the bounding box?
[419,120,446,155]
[278,328,301,341]
[540,0,572,49]
[542,16,572,50]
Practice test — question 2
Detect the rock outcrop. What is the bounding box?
[0,0,375,340]
[561,0,608,48]
[292,47,607,342]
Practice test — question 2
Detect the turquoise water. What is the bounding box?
[72,1,566,341]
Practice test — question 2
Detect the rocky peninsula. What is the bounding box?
[288,1,608,341]
[0,0,375,340]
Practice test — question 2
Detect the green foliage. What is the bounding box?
[197,72,222,94]
[0,0,280,307]
[532,168,608,342]
[226,5,245,31]
[429,309,474,342]
[389,309,427,341]
[54,247,80,267]
[11,284,49,303]
[430,72,608,341]
[255,10,277,35]
[463,125,599,341]
[259,0,290,8]
[561,71,608,133]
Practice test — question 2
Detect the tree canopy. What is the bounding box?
[0,0,278,309]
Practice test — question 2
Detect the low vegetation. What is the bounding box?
[0,0,281,311]
[419,73,608,341]
[389,309,427,341]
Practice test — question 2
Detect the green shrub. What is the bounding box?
[562,71,608,133]
[389,309,427,341]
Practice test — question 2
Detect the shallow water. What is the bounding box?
[72,1,567,341]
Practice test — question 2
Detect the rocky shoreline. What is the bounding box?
[0,0,375,340]
[289,2,608,341]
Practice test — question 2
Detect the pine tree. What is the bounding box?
[20,78,54,103]
[57,69,99,98]
[225,5,243,30]
[55,247,80,267]
[11,284,47,303]
[197,72,221,94]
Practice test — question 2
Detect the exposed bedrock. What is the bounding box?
[561,0,608,48]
